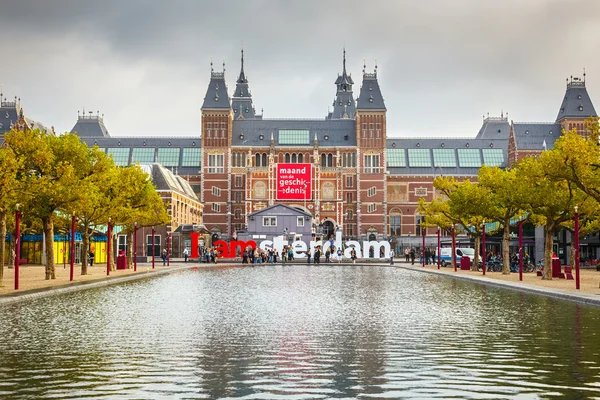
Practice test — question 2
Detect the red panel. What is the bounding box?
[276,163,312,201]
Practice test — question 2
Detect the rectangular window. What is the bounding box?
[346,176,353,187]
[386,149,406,167]
[367,187,376,197]
[279,130,310,145]
[389,215,401,236]
[181,148,201,167]
[482,149,504,166]
[221,122,226,129]
[208,154,224,173]
[234,209,242,219]
[432,149,457,167]
[212,186,221,197]
[157,148,180,167]
[118,235,127,253]
[146,235,161,257]
[263,216,277,226]
[408,149,431,167]
[131,148,155,164]
[211,203,221,212]
[457,149,482,167]
[234,192,242,203]
[297,216,305,227]
[367,203,377,213]
[416,216,425,236]
[206,122,212,129]
[346,192,353,203]
[369,123,374,129]
[364,154,380,174]
[235,175,243,187]
[106,148,130,166]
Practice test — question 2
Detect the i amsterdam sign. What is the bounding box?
[189,230,392,260]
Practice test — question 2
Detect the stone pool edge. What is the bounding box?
[396,264,600,307]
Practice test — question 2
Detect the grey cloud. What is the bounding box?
[1,0,599,137]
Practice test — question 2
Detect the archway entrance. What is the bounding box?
[322,221,335,239]
[368,233,377,241]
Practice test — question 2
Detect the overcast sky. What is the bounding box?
[1,0,599,138]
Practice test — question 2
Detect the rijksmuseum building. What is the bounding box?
[0,50,597,262]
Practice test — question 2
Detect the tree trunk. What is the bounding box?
[110,234,116,271]
[542,224,554,281]
[471,235,480,271]
[502,219,511,274]
[126,231,133,269]
[81,228,89,276]
[8,237,14,268]
[42,216,56,280]
[0,210,6,286]
[570,232,575,269]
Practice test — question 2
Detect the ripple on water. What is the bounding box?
[0,265,599,399]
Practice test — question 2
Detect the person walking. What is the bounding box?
[389,249,395,265]
[183,247,189,262]
[410,248,415,265]
[161,249,168,266]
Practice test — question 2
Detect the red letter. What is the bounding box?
[190,233,200,258]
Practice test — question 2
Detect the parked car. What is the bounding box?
[439,247,480,267]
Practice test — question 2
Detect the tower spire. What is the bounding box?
[343,47,347,75]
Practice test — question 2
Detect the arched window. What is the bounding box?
[285,153,290,163]
[255,153,261,167]
[292,153,297,163]
[346,208,353,220]
[327,153,333,167]
[262,153,267,166]
[321,154,327,167]
[298,153,303,163]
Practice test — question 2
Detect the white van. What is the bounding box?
[439,247,479,267]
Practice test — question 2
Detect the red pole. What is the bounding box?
[452,226,457,272]
[167,234,171,266]
[482,223,487,275]
[519,220,523,281]
[575,209,580,290]
[422,227,426,267]
[133,224,137,272]
[14,207,21,290]
[106,221,112,276]
[437,229,440,269]
[151,226,155,269]
[70,216,76,281]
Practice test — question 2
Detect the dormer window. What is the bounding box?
[578,94,582,99]
[579,105,584,111]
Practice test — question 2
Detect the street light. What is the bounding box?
[151,226,155,269]
[452,225,457,272]
[519,217,523,281]
[167,233,171,267]
[70,215,76,281]
[437,228,440,269]
[14,203,21,290]
[107,217,112,276]
[134,222,138,272]
[574,205,581,290]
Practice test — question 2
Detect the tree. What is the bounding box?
[0,146,22,286]
[478,166,529,274]
[6,130,95,280]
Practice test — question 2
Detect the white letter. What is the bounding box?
[260,240,273,251]
[309,239,322,253]
[362,241,390,259]
[344,241,362,258]
[273,235,286,254]
[293,241,307,258]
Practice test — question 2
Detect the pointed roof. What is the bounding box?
[237,48,248,84]
[556,75,597,121]
[356,63,386,111]
[329,49,356,119]
[201,61,231,110]
[232,49,256,119]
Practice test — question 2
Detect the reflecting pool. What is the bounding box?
[0,265,599,399]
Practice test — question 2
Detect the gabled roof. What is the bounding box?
[70,114,110,138]
[556,78,597,121]
[512,122,560,150]
[139,163,199,201]
[356,67,386,111]
[248,203,311,218]
[201,65,231,110]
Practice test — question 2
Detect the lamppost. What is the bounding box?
[151,226,155,269]
[574,205,581,290]
[106,217,112,276]
[437,228,440,269]
[482,221,487,275]
[14,203,21,290]
[452,225,457,272]
[167,233,171,267]
[133,222,138,272]
[70,215,76,281]
[421,225,426,267]
[518,217,523,281]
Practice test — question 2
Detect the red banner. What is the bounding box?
[276,163,312,200]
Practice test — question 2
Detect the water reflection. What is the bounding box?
[0,265,599,399]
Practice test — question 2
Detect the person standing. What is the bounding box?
[337,248,343,263]
[314,246,321,264]
[88,250,95,266]
[350,248,357,264]
[161,249,168,266]
[410,248,415,265]
[183,247,189,262]
[306,248,312,264]
[389,249,395,265]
